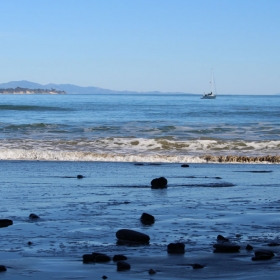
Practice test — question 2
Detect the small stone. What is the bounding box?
[102,276,108,279]
[213,243,240,253]
[252,250,274,261]
[217,234,229,242]
[151,177,168,189]
[0,265,7,272]
[94,254,111,263]
[181,164,189,168]
[83,254,94,263]
[116,229,150,244]
[27,241,33,246]
[77,175,84,179]
[113,254,127,261]
[140,213,155,225]
[29,213,40,219]
[192,264,204,269]
[148,269,156,274]
[0,219,13,228]
[117,261,131,271]
[167,242,185,254]
[267,242,280,246]
[246,244,253,251]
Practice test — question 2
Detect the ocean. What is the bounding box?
[1,94,280,279]
[1,93,280,163]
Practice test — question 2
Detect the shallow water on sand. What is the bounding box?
[1,161,280,279]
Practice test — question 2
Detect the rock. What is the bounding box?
[217,234,229,242]
[0,265,7,272]
[113,254,127,261]
[213,243,240,253]
[27,241,33,246]
[167,242,185,254]
[252,250,274,261]
[140,213,155,225]
[246,244,253,251]
[83,254,95,263]
[29,213,40,219]
[117,261,131,271]
[0,219,13,228]
[267,242,280,246]
[148,268,156,274]
[102,276,108,280]
[116,229,150,244]
[191,264,205,269]
[77,174,84,179]
[181,164,189,168]
[83,253,111,263]
[94,254,111,263]
[151,177,168,189]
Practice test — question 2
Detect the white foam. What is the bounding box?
[0,148,205,163]
[0,138,279,162]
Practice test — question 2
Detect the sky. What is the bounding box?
[0,0,279,95]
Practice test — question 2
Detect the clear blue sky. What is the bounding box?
[0,0,279,94]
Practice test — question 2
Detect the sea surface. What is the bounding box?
[1,94,280,279]
[0,93,280,162]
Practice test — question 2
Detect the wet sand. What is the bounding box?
[0,161,280,279]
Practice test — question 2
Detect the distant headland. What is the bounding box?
[0,80,192,95]
[0,87,66,95]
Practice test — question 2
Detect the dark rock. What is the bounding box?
[83,254,95,263]
[27,241,33,246]
[252,250,274,261]
[191,264,205,269]
[246,244,253,251]
[116,229,150,244]
[102,276,108,280]
[83,253,111,263]
[113,254,127,261]
[0,219,13,228]
[77,174,84,179]
[181,164,189,168]
[94,254,111,263]
[29,213,40,219]
[117,261,131,271]
[213,243,240,253]
[267,242,280,246]
[148,268,156,274]
[151,177,168,189]
[140,213,155,225]
[217,234,229,242]
[134,163,144,166]
[167,242,185,254]
[0,265,7,272]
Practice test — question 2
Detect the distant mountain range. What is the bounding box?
[0,80,191,95]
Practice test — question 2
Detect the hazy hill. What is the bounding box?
[0,80,190,95]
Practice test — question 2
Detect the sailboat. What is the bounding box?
[201,69,216,99]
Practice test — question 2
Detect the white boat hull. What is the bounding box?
[201,94,216,99]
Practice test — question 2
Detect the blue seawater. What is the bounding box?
[0,94,279,162]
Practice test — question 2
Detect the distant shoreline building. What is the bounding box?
[0,87,67,94]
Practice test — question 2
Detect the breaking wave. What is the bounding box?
[0,138,279,163]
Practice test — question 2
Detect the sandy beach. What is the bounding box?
[0,160,280,279]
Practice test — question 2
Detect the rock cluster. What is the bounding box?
[202,154,280,163]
